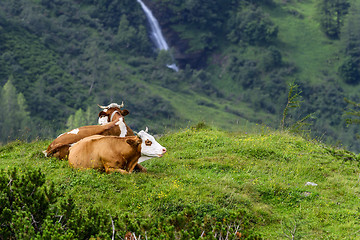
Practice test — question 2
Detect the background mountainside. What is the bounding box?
[0,0,360,151]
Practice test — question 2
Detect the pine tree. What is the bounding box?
[66,105,97,130]
[318,0,350,39]
[1,78,18,141]
[0,77,32,143]
[339,2,360,84]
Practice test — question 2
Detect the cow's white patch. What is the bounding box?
[68,128,79,134]
[103,109,108,112]
[98,116,108,125]
[57,132,65,138]
[137,129,166,158]
[138,156,152,163]
[115,117,127,137]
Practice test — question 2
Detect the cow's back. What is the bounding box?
[48,123,116,148]
[46,121,124,159]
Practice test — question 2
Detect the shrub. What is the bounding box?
[227,5,278,45]
[0,167,112,239]
[339,56,360,84]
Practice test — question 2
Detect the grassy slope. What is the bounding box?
[269,1,342,84]
[1,125,359,238]
[144,83,259,131]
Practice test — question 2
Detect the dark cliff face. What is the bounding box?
[141,0,208,69]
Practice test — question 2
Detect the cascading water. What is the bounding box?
[137,0,179,72]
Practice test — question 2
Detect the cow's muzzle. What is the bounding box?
[158,148,167,157]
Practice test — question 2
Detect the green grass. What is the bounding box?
[1,124,360,238]
[143,82,262,132]
[269,0,342,84]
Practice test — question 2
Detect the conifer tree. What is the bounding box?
[66,105,97,130]
[0,77,32,143]
[318,0,350,39]
[339,2,360,84]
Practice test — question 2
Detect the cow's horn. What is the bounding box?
[97,104,107,109]
[145,127,149,133]
[97,101,124,109]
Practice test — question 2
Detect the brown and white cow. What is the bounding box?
[68,128,167,174]
[45,102,134,160]
[97,103,148,172]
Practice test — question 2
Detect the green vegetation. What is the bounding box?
[1,125,360,239]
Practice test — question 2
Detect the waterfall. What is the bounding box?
[137,0,179,71]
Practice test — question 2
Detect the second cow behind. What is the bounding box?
[45,102,133,160]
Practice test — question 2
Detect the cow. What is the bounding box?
[68,128,167,174]
[97,102,148,172]
[44,102,134,160]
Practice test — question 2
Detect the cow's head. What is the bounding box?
[98,102,130,125]
[128,127,166,161]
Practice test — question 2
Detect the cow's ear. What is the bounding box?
[121,109,129,116]
[126,138,140,146]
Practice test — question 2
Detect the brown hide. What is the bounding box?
[68,135,142,174]
[46,118,133,160]
[98,107,129,122]
[98,108,133,136]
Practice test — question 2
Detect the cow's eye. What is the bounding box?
[145,140,152,146]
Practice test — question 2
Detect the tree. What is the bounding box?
[227,5,278,45]
[113,15,137,51]
[341,2,360,56]
[112,14,152,55]
[0,77,32,143]
[339,56,360,84]
[344,98,360,125]
[339,2,360,84]
[66,105,97,130]
[318,0,350,39]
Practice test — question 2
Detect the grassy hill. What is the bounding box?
[1,124,360,239]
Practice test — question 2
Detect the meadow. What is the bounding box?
[1,123,360,239]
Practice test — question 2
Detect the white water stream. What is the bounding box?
[137,0,179,71]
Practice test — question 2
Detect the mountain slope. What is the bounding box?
[0,0,359,152]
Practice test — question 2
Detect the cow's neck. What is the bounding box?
[110,111,121,122]
[115,118,127,137]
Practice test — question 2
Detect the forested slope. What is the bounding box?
[0,0,360,151]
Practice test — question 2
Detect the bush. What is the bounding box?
[227,5,278,45]
[339,56,360,84]
[0,167,112,239]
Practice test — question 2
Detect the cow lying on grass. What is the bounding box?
[45,103,133,160]
[68,128,166,174]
